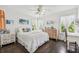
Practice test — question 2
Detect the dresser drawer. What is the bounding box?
[44,28,58,40]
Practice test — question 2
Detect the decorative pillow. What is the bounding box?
[22,28,27,32]
[26,28,31,32]
[18,28,23,33]
[22,28,31,32]
[4,30,10,34]
[0,29,10,34]
[0,29,4,34]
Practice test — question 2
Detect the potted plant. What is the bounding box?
[61,22,65,32]
[68,21,75,33]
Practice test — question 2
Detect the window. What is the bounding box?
[60,14,76,33]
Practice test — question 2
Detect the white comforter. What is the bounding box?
[17,30,49,53]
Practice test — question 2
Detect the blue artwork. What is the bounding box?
[47,21,54,25]
[19,18,29,25]
[6,20,14,24]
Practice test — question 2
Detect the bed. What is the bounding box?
[17,28,49,53]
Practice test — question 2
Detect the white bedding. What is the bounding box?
[17,30,49,53]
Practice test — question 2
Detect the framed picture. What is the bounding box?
[19,18,29,25]
[6,20,14,24]
[47,20,54,25]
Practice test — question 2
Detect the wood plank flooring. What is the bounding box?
[0,40,67,53]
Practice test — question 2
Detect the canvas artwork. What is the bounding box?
[6,20,14,24]
[19,18,29,25]
[47,20,54,25]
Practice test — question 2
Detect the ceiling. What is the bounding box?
[0,5,78,18]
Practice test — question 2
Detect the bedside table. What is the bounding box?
[0,33,15,47]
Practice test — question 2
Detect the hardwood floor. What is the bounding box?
[0,40,67,53]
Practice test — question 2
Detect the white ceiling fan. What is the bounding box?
[36,5,44,14]
[34,5,46,17]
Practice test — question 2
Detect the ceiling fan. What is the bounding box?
[36,5,43,14]
[25,5,46,17]
[35,5,46,17]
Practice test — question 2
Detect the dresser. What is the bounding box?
[43,28,58,40]
[0,33,15,47]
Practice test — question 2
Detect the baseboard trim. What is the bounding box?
[49,38,65,42]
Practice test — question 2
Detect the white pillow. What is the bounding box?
[31,30,42,32]
[17,27,22,32]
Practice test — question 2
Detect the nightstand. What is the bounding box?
[0,33,15,47]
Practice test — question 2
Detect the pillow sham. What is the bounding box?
[22,28,31,32]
